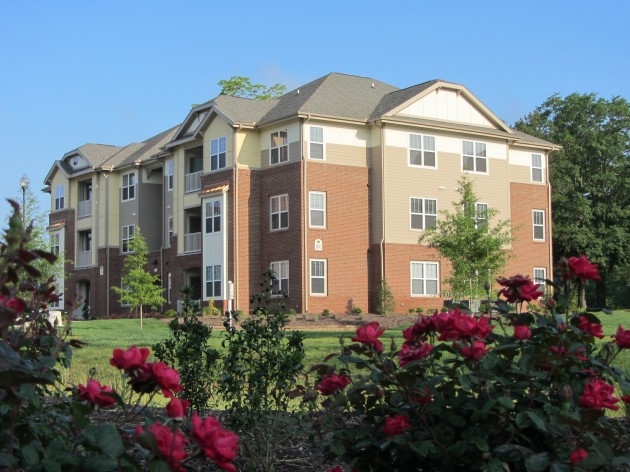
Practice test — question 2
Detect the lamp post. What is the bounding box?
[20,173,30,223]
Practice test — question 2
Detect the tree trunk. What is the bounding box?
[577,280,587,310]
[139,306,143,330]
[595,279,607,309]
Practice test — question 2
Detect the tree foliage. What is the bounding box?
[112,228,165,329]
[514,93,630,308]
[217,75,286,100]
[419,177,511,302]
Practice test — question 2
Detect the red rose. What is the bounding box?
[497,275,544,303]
[132,362,183,398]
[570,448,588,465]
[137,422,188,472]
[110,346,151,371]
[513,325,531,340]
[381,415,409,436]
[613,325,630,349]
[327,467,344,472]
[191,413,239,472]
[352,322,385,352]
[564,256,600,281]
[460,340,489,360]
[317,374,351,395]
[579,378,619,411]
[577,315,604,339]
[166,397,189,419]
[77,379,116,407]
[398,342,433,366]
[0,295,26,314]
[438,310,494,341]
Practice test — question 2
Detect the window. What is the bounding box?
[122,172,136,201]
[310,259,327,295]
[166,159,174,190]
[206,265,221,298]
[122,225,135,253]
[533,267,547,293]
[168,217,173,243]
[309,192,326,228]
[50,233,60,255]
[55,184,65,210]
[462,141,487,173]
[410,198,437,230]
[411,262,439,296]
[79,180,92,201]
[270,261,289,295]
[270,194,289,230]
[211,137,227,171]
[205,200,221,233]
[531,153,543,182]
[533,210,545,241]
[270,130,288,165]
[309,127,324,160]
[475,203,488,230]
[409,134,436,167]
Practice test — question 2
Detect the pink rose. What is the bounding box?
[460,340,489,360]
[77,379,116,407]
[381,415,410,436]
[352,322,385,352]
[110,346,151,371]
[579,378,619,411]
[564,256,600,281]
[398,342,433,366]
[513,325,531,340]
[191,413,239,472]
[577,315,604,339]
[137,422,188,472]
[613,325,630,349]
[570,448,588,465]
[166,397,189,419]
[317,374,351,395]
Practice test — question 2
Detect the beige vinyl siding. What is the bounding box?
[95,172,120,249]
[382,146,511,244]
[259,122,300,170]
[326,143,368,167]
[507,164,532,184]
[205,119,233,171]
[237,130,262,169]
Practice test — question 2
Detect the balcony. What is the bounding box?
[76,250,92,268]
[184,171,202,193]
[77,199,92,218]
[184,232,201,253]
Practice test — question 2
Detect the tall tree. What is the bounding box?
[419,177,512,304]
[112,229,165,329]
[217,76,286,100]
[514,93,630,308]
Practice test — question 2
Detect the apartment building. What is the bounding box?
[44,73,556,318]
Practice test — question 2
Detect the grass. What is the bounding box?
[60,312,630,394]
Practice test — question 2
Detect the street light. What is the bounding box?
[20,173,30,223]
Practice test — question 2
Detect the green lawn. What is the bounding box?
[60,312,630,391]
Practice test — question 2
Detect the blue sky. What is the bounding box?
[1,0,628,225]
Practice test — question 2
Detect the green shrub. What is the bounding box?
[376,278,395,315]
[163,308,178,318]
[352,307,363,315]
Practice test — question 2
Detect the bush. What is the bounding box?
[376,279,395,315]
[310,261,630,471]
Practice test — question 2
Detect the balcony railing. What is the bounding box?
[184,171,202,193]
[76,251,92,268]
[77,199,92,218]
[183,232,201,253]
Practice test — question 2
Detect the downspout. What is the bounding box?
[546,150,553,278]
[160,160,166,311]
[377,121,386,281]
[302,115,311,313]
[233,125,240,310]
[101,168,112,317]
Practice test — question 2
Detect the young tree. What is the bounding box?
[514,93,630,308]
[217,76,286,100]
[419,177,512,304]
[112,228,165,329]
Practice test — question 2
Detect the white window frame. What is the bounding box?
[55,184,65,210]
[210,137,227,171]
[168,217,173,244]
[270,130,288,165]
[475,203,488,230]
[411,261,439,296]
[409,133,436,168]
[205,264,221,299]
[310,259,327,296]
[309,126,324,160]
[122,225,135,253]
[205,199,221,234]
[462,140,488,174]
[50,232,60,255]
[410,197,437,231]
[122,172,136,201]
[533,267,547,294]
[166,159,174,190]
[270,260,289,296]
[533,210,545,241]
[531,153,544,183]
[309,191,326,228]
[270,194,289,231]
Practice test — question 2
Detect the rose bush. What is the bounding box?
[309,256,630,471]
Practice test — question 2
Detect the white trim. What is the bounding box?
[310,259,327,296]
[270,194,289,231]
[408,133,437,168]
[270,260,289,296]
[308,126,325,160]
[410,261,439,296]
[462,140,488,174]
[531,153,544,183]
[532,209,545,241]
[410,197,437,231]
[309,191,326,228]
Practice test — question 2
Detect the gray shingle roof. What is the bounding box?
[65,144,122,168]
[370,80,440,120]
